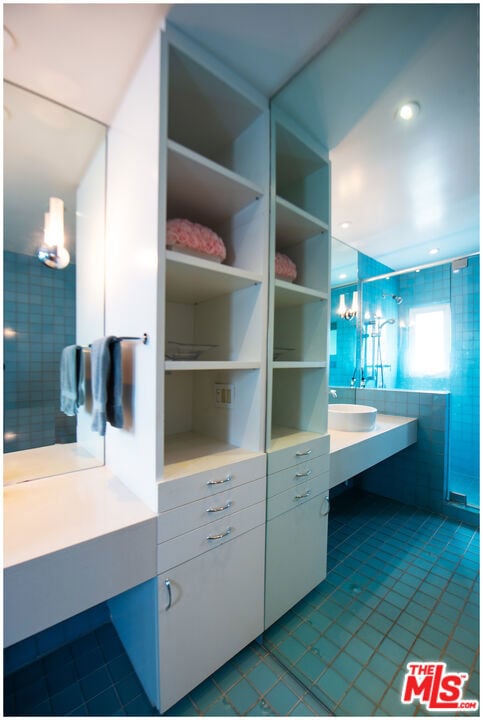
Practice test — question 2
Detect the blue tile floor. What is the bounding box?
[264,489,480,716]
[3,623,329,716]
[4,490,479,716]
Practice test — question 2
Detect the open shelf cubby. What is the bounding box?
[165,279,263,365]
[168,42,266,188]
[166,141,266,276]
[275,216,330,295]
[273,299,328,363]
[163,368,263,476]
[270,367,327,441]
[275,123,329,226]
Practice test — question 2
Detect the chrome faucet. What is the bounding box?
[329,389,337,399]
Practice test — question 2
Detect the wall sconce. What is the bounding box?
[338,291,358,320]
[38,197,70,269]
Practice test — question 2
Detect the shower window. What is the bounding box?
[408,303,451,376]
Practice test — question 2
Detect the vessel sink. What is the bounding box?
[328,403,377,432]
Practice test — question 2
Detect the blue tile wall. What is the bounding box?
[355,388,450,514]
[358,251,393,280]
[328,387,356,405]
[395,257,479,507]
[3,250,76,452]
[4,603,109,676]
[336,255,479,510]
[447,255,480,507]
[353,388,477,526]
[360,275,400,389]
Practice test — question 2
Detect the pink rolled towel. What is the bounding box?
[275,251,297,282]
[166,218,226,262]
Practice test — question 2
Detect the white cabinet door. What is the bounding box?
[158,524,265,713]
[264,493,329,629]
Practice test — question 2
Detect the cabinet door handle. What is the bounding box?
[207,527,232,541]
[322,495,330,516]
[294,489,311,500]
[206,501,231,513]
[295,470,312,478]
[165,578,172,611]
[295,449,312,457]
[207,473,232,486]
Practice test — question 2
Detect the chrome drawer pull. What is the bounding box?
[295,449,312,457]
[206,501,231,513]
[294,490,312,500]
[295,470,312,478]
[207,527,232,541]
[165,578,172,610]
[323,495,330,516]
[207,473,232,486]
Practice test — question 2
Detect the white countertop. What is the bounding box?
[4,466,158,647]
[3,442,102,486]
[329,414,417,453]
[4,465,156,569]
[329,414,418,489]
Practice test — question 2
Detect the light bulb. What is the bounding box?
[397,101,420,121]
[338,294,347,315]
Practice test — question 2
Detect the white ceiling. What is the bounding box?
[167,4,362,98]
[275,3,480,270]
[3,3,170,123]
[3,3,479,271]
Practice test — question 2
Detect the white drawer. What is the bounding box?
[157,500,266,574]
[267,435,329,475]
[267,472,329,521]
[157,476,266,543]
[267,455,329,498]
[158,455,266,512]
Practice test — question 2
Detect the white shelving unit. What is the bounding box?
[267,109,331,444]
[161,28,270,472]
[156,25,269,713]
[264,108,331,629]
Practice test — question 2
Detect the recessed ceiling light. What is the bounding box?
[339,221,352,230]
[397,101,420,121]
[339,273,347,280]
[429,248,439,255]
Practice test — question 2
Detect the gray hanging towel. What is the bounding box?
[60,345,85,416]
[90,336,115,435]
[106,337,124,430]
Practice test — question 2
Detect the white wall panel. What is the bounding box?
[105,30,162,511]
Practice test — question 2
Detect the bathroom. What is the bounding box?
[3,4,479,717]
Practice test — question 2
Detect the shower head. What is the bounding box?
[382,293,404,304]
[379,318,396,328]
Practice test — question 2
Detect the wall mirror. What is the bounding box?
[330,237,359,388]
[3,81,107,485]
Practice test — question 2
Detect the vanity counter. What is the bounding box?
[329,414,417,489]
[4,466,157,647]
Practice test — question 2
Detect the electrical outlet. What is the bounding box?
[215,383,235,408]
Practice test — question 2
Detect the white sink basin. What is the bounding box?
[328,403,377,432]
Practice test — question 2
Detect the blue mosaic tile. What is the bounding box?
[225,678,259,714]
[246,661,278,695]
[50,681,85,715]
[86,686,122,715]
[315,667,347,704]
[264,680,299,715]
